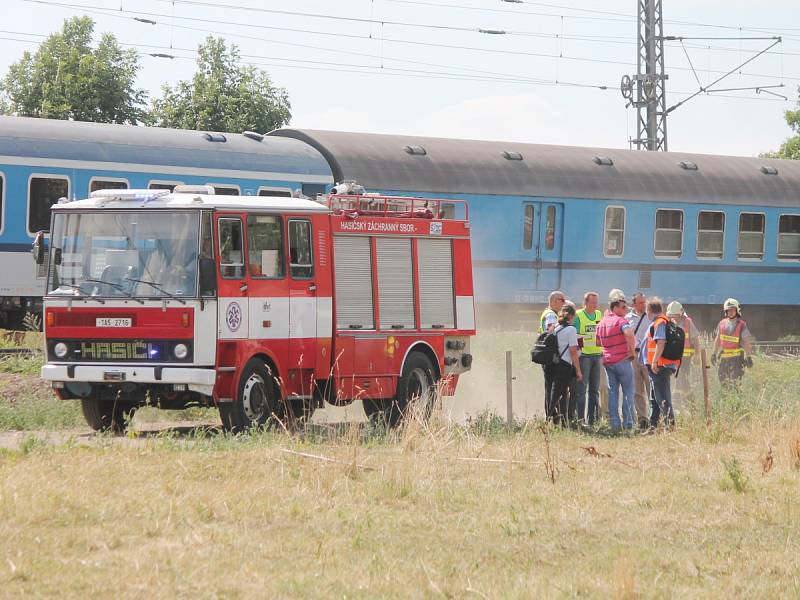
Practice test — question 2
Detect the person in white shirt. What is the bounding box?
[625,292,652,429]
[549,304,583,427]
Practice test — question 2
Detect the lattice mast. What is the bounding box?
[621,0,668,151]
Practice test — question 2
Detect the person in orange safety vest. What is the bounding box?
[711,298,753,389]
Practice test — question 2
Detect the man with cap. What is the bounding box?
[712,298,753,389]
[666,301,701,405]
[595,289,637,431]
[538,290,567,419]
[625,292,652,429]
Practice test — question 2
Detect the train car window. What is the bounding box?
[522,205,535,250]
[777,215,800,260]
[654,209,683,258]
[246,215,284,279]
[544,206,556,250]
[603,206,625,257]
[737,213,765,260]
[258,187,293,197]
[697,211,725,259]
[218,218,245,279]
[29,176,69,233]
[148,181,183,192]
[288,219,314,279]
[89,179,128,194]
[210,185,240,196]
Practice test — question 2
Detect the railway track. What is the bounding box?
[0,347,41,356]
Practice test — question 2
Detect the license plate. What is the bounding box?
[96,318,132,328]
[103,371,126,382]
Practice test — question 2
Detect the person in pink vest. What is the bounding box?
[595,289,637,431]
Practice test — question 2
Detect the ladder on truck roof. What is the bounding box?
[326,193,468,221]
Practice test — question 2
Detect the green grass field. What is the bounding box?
[1,334,799,597]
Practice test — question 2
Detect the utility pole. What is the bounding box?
[621,0,668,151]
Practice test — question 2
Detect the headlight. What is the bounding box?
[173,343,188,359]
[54,342,68,358]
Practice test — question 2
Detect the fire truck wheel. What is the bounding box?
[80,397,136,434]
[388,352,438,428]
[221,359,282,432]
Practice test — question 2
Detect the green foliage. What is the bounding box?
[720,456,750,493]
[0,17,147,123]
[764,86,800,159]
[148,36,291,133]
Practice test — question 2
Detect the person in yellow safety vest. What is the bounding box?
[574,291,603,426]
[711,298,753,389]
[666,301,701,405]
[538,291,567,420]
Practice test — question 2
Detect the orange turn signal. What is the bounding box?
[181,312,190,328]
[46,311,55,327]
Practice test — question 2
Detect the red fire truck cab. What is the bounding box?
[37,185,475,432]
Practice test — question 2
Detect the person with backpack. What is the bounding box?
[537,290,567,419]
[549,304,583,427]
[711,298,753,390]
[595,289,637,432]
[643,297,682,430]
[666,301,701,405]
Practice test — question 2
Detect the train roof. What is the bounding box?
[0,116,332,183]
[271,128,800,208]
[52,189,330,213]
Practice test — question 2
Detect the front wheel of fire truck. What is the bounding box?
[220,359,282,433]
[367,352,438,429]
[80,397,137,434]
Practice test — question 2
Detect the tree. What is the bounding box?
[148,37,291,133]
[0,16,147,124]
[765,87,800,159]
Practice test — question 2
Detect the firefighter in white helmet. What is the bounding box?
[666,301,700,404]
[711,298,753,389]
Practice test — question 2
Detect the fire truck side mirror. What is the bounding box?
[199,257,217,296]
[32,231,46,265]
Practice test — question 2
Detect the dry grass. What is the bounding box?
[2,415,800,599]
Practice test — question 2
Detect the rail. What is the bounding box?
[0,347,41,357]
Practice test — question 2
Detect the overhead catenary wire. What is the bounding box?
[14,0,800,86]
[3,0,793,103]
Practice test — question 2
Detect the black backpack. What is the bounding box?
[531,327,569,365]
[651,318,685,361]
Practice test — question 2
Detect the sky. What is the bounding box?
[1,0,799,157]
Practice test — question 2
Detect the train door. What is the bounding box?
[522,201,563,291]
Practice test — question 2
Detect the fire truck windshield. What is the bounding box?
[47,211,201,299]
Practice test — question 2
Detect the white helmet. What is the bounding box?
[666,301,684,317]
[723,298,741,312]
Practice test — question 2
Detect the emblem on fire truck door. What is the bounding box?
[429,222,442,235]
[226,302,243,332]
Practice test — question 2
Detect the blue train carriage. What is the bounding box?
[271,128,800,337]
[0,116,333,328]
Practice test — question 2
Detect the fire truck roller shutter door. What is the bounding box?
[333,236,374,330]
[417,239,455,329]
[376,237,415,329]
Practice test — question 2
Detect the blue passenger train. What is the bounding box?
[1,116,798,336]
[272,129,800,337]
[0,116,332,327]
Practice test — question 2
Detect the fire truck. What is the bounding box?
[34,184,475,432]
